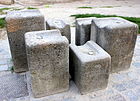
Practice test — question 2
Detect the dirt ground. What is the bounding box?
[37,0,140,24]
[1,0,139,24]
[1,0,139,40]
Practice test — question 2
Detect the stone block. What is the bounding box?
[46,18,71,43]
[75,17,96,45]
[6,10,45,73]
[70,41,111,94]
[91,17,138,73]
[0,0,14,5]
[25,30,69,98]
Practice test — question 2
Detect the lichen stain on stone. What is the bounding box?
[7,20,23,32]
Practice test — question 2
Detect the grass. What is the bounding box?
[71,13,140,33]
[27,7,38,9]
[100,6,114,8]
[100,6,121,8]
[0,8,9,28]
[45,5,51,8]
[8,66,14,72]
[0,18,6,28]
[0,7,23,15]
[12,8,22,11]
[78,6,93,9]
[0,8,11,12]
[78,6,121,9]
[0,8,11,14]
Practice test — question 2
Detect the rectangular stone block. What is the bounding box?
[25,30,69,98]
[91,17,138,73]
[75,17,96,45]
[70,41,111,94]
[46,18,71,43]
[6,10,45,73]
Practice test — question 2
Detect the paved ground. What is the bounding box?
[0,0,140,101]
[0,33,140,101]
[0,71,28,101]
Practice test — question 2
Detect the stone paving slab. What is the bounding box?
[24,65,139,101]
[0,71,29,101]
[0,64,9,71]
[0,38,11,59]
[1,70,139,101]
[0,38,13,71]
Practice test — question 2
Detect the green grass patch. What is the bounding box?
[100,6,114,8]
[45,5,51,8]
[8,66,14,72]
[27,7,38,9]
[0,8,11,12]
[78,6,93,9]
[0,18,6,28]
[0,8,11,14]
[100,6,121,8]
[12,8,22,11]
[0,7,23,15]
[71,13,140,33]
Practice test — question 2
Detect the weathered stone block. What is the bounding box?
[91,17,138,73]
[25,30,69,98]
[75,17,96,45]
[0,0,14,5]
[46,18,71,43]
[6,10,45,73]
[70,41,111,94]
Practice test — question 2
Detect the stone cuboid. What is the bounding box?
[6,10,45,73]
[25,30,69,98]
[70,41,111,94]
[75,17,96,45]
[46,18,71,43]
[91,17,138,73]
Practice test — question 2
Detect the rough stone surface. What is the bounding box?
[70,41,111,94]
[46,18,71,43]
[75,17,96,45]
[6,10,45,73]
[0,71,28,101]
[25,30,69,98]
[0,0,14,5]
[91,17,138,73]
